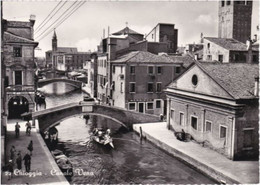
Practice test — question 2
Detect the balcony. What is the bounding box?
[5,85,35,92]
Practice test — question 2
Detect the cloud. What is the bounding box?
[195,14,214,25]
[75,37,100,52]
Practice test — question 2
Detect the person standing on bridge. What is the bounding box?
[15,122,20,138]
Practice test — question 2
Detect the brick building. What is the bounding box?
[202,37,258,63]
[97,27,145,104]
[2,15,38,119]
[218,0,253,43]
[146,23,178,53]
[46,31,90,71]
[165,61,259,160]
[108,51,189,115]
[55,52,91,71]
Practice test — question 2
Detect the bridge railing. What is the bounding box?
[32,102,80,117]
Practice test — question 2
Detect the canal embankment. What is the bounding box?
[1,120,69,185]
[133,122,259,184]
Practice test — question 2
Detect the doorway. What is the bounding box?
[138,102,145,113]
[8,96,29,119]
[14,71,22,85]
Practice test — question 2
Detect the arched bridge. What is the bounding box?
[32,102,161,131]
[37,78,83,89]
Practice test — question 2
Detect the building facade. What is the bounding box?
[97,54,109,103]
[46,31,91,72]
[83,52,98,98]
[146,23,178,53]
[202,37,258,63]
[2,16,38,119]
[218,0,253,43]
[55,52,91,71]
[110,51,186,115]
[97,26,145,104]
[165,62,259,160]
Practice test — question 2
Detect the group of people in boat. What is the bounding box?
[92,128,111,142]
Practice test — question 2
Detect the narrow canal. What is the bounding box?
[38,82,216,184]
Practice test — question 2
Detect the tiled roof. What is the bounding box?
[57,47,78,53]
[198,62,259,99]
[65,52,91,55]
[111,51,181,64]
[4,32,38,45]
[112,27,143,36]
[168,55,195,68]
[204,37,247,51]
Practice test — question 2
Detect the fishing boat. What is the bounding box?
[91,128,114,148]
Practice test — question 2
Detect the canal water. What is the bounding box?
[38,82,216,184]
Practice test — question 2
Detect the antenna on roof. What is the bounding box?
[126,21,128,27]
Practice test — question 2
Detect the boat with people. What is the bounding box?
[91,128,114,148]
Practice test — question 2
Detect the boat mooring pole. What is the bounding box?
[139,126,143,140]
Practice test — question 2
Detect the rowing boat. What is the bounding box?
[91,129,114,148]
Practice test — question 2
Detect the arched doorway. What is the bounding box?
[8,96,29,119]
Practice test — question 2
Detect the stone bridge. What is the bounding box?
[37,78,82,89]
[32,102,161,132]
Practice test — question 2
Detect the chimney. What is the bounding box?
[254,76,259,97]
[103,29,105,39]
[254,34,257,42]
[246,38,253,63]
[108,37,116,60]
[30,14,36,40]
[200,32,204,43]
[29,14,36,26]
[194,54,198,60]
[108,26,110,37]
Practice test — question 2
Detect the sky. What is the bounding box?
[3,0,259,57]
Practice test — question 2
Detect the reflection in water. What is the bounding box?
[38,82,77,95]
[39,82,216,184]
[38,82,87,109]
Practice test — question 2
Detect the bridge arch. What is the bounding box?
[33,103,160,132]
[44,112,128,131]
[37,78,83,89]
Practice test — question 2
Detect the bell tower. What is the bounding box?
[52,29,57,51]
[218,0,252,43]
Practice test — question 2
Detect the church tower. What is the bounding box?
[218,0,253,43]
[52,29,57,51]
